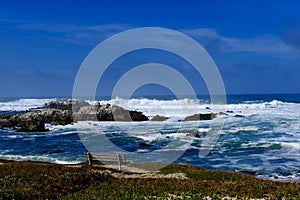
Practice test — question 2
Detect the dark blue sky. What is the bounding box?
[0,0,300,97]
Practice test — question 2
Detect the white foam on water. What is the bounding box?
[6,135,23,139]
[280,142,300,151]
[0,154,83,164]
[2,98,300,180]
[0,98,57,111]
[257,173,300,182]
[89,98,300,128]
[227,126,259,133]
[198,127,211,132]
[135,133,163,142]
[2,97,300,121]
[240,141,280,149]
[98,98,211,118]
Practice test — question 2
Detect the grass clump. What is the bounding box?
[0,161,299,199]
[0,161,111,199]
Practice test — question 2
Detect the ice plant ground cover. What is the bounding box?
[0,160,299,199]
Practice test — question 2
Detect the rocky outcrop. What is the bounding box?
[0,109,73,132]
[0,100,220,132]
[43,99,89,111]
[73,103,148,122]
[1,112,45,132]
[183,113,216,121]
[151,115,169,121]
[0,100,149,132]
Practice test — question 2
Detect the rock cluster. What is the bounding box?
[0,100,148,132]
[73,103,148,122]
[0,100,219,132]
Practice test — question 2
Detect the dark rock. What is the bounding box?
[73,105,99,121]
[111,106,132,121]
[151,115,169,121]
[43,99,89,112]
[128,110,149,121]
[17,119,47,132]
[0,100,149,132]
[226,110,234,113]
[240,170,256,176]
[183,113,216,121]
[235,114,245,118]
[186,132,201,138]
[74,104,148,122]
[3,111,49,132]
[178,129,198,134]
[218,112,227,115]
[0,119,16,129]
[138,141,154,147]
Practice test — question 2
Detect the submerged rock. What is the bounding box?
[138,141,154,147]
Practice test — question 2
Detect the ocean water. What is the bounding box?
[1,94,300,181]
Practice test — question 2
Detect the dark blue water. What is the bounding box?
[1,94,300,180]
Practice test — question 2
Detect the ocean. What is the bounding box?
[1,94,300,181]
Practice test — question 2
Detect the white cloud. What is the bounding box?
[17,23,133,45]
[20,23,130,33]
[2,16,298,52]
[182,28,295,54]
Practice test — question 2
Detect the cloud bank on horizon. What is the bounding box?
[0,1,300,97]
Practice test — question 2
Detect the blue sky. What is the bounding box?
[0,0,300,97]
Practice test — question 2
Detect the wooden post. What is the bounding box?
[87,152,92,166]
[117,154,121,170]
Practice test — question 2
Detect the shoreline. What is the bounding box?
[1,98,300,197]
[0,158,298,183]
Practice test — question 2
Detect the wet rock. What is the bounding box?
[0,100,149,132]
[1,111,48,132]
[73,104,148,122]
[94,101,101,107]
[151,115,169,121]
[138,141,154,147]
[17,119,47,132]
[43,99,89,111]
[218,112,227,115]
[128,110,149,121]
[186,132,201,138]
[183,113,216,121]
[234,114,245,118]
[73,105,99,121]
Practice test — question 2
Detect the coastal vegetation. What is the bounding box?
[0,160,299,199]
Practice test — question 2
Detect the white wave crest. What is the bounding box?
[0,98,57,111]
